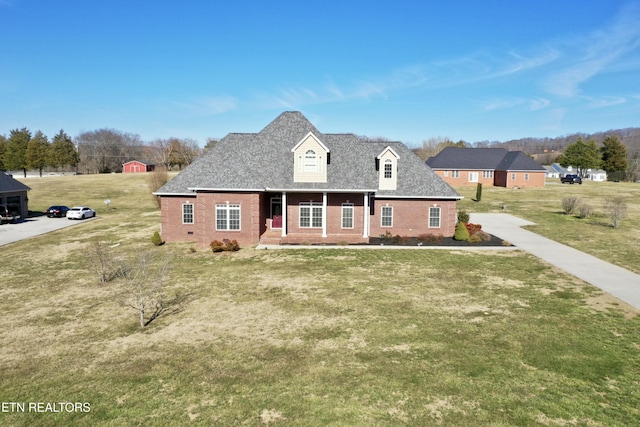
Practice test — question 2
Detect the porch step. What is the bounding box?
[259,230,282,245]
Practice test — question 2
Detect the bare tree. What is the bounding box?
[118,251,171,328]
[147,165,168,208]
[87,240,119,284]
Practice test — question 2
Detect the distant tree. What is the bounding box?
[26,130,50,177]
[0,134,7,170]
[557,138,601,177]
[414,137,466,161]
[600,135,628,179]
[150,137,200,170]
[203,138,218,152]
[49,130,79,171]
[5,128,32,177]
[76,129,143,173]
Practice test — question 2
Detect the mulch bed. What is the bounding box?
[368,234,511,247]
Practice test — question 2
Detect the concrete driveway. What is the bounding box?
[471,213,640,310]
[0,215,96,247]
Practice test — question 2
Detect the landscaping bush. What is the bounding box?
[577,203,594,219]
[210,239,240,253]
[562,196,581,215]
[605,196,627,228]
[457,209,470,224]
[465,223,482,235]
[151,231,164,246]
[453,221,470,241]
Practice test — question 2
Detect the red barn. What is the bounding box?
[123,161,155,173]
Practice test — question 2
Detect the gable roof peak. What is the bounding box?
[377,146,400,159]
[291,131,330,153]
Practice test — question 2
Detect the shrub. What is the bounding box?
[561,196,581,215]
[457,209,470,224]
[151,231,164,246]
[210,239,240,253]
[464,223,482,235]
[474,230,492,241]
[468,234,482,243]
[605,196,627,228]
[475,183,483,202]
[577,203,593,219]
[453,222,470,241]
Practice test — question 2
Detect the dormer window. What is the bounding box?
[304,150,318,172]
[377,146,400,191]
[292,132,329,183]
[384,159,393,179]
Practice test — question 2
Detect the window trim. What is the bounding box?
[215,203,241,231]
[182,202,194,224]
[428,207,441,228]
[341,203,354,229]
[381,206,393,228]
[299,201,323,228]
[451,170,460,178]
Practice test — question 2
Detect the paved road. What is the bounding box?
[472,213,640,310]
[0,216,96,247]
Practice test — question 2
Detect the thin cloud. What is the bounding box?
[174,96,238,116]
[543,3,640,97]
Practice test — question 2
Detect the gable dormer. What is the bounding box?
[292,132,329,183]
[377,146,399,190]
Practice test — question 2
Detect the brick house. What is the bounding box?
[154,112,461,247]
[426,147,546,188]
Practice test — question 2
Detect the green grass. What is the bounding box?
[0,174,639,426]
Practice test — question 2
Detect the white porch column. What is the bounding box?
[322,192,327,237]
[281,192,287,237]
[363,192,369,238]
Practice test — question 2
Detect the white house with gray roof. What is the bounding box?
[154,112,461,247]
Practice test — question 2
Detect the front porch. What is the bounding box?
[259,229,369,246]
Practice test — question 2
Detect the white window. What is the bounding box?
[511,173,517,181]
[451,170,460,178]
[483,170,494,178]
[384,159,393,179]
[469,172,479,182]
[525,173,529,181]
[443,170,449,177]
[342,203,354,229]
[429,207,441,228]
[182,203,194,224]
[303,150,321,173]
[216,204,241,230]
[381,206,393,227]
[300,202,323,228]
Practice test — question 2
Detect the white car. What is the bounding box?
[66,206,96,220]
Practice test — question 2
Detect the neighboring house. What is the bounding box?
[0,172,30,219]
[154,111,462,247]
[426,147,546,188]
[549,163,607,182]
[123,160,155,173]
[544,165,560,179]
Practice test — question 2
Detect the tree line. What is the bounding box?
[0,127,218,176]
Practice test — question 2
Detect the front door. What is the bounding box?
[271,197,282,229]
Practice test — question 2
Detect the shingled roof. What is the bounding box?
[426,147,545,171]
[156,112,460,199]
[0,172,31,193]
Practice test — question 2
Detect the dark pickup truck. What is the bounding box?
[561,174,582,184]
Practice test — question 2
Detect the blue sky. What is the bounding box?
[1,1,639,147]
